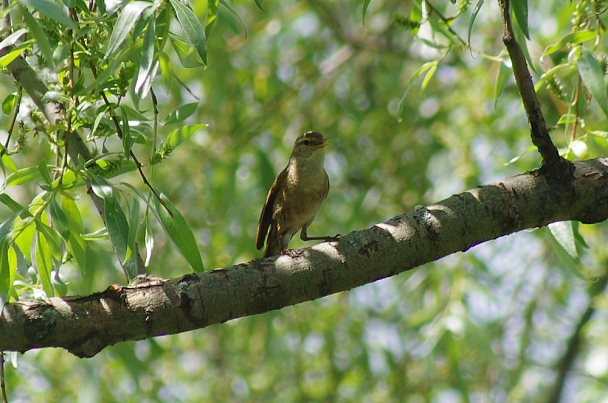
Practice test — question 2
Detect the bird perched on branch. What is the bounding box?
[256,131,338,258]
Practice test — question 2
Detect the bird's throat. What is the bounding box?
[287,151,326,188]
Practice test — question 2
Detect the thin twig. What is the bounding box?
[425,0,468,47]
[497,0,572,177]
[86,59,169,215]
[0,88,21,158]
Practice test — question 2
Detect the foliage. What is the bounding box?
[0,0,213,294]
[2,0,608,401]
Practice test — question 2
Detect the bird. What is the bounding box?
[256,131,338,258]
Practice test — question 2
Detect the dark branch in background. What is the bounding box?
[2,4,13,401]
[306,0,407,55]
[497,0,572,178]
[0,2,146,279]
[2,158,608,358]
[548,271,608,402]
[0,351,5,403]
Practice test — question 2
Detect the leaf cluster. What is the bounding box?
[0,0,230,300]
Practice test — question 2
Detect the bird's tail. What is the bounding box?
[263,226,282,258]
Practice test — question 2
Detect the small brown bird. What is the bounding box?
[256,131,337,257]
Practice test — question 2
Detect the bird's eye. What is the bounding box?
[302,139,311,145]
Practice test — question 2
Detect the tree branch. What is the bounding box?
[2,158,608,358]
[497,0,572,178]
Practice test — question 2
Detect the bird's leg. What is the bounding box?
[300,226,340,242]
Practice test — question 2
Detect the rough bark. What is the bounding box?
[2,158,608,357]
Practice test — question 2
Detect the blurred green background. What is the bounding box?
[3,0,608,401]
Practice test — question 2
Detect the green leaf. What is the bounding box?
[37,161,52,185]
[253,0,264,11]
[107,193,136,275]
[468,0,484,50]
[420,63,437,90]
[0,236,12,302]
[548,221,577,259]
[409,7,421,37]
[90,174,132,265]
[170,36,205,68]
[504,145,536,165]
[158,51,173,88]
[62,196,87,272]
[557,113,577,125]
[509,12,536,74]
[0,194,27,215]
[206,0,219,36]
[161,103,199,125]
[547,222,591,281]
[153,193,204,272]
[511,0,529,39]
[90,105,109,137]
[127,198,141,265]
[0,214,16,244]
[218,0,247,36]
[534,63,575,92]
[52,44,68,65]
[36,222,65,261]
[494,60,512,108]
[105,1,155,60]
[572,221,589,249]
[161,124,206,152]
[19,0,76,29]
[50,198,70,240]
[577,52,608,120]
[144,216,154,267]
[0,42,33,67]
[362,0,372,25]
[169,0,207,66]
[82,45,135,94]
[12,217,35,261]
[35,231,55,297]
[427,12,461,47]
[22,8,55,69]
[92,159,138,179]
[0,28,28,54]
[120,104,150,121]
[81,228,108,240]
[2,93,15,115]
[120,107,135,158]
[6,166,42,186]
[542,30,596,56]
[135,17,159,99]
[396,61,438,120]
[1,151,17,172]
[89,172,112,199]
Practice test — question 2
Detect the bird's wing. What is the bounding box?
[256,168,287,250]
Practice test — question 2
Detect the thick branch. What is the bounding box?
[1,158,608,357]
[498,0,570,177]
